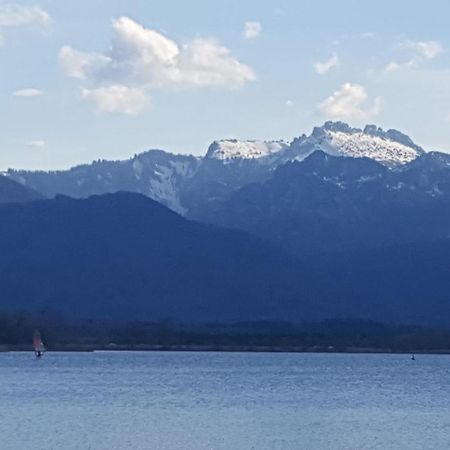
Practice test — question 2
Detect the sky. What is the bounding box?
[1,0,450,170]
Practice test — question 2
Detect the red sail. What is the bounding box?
[33,330,45,352]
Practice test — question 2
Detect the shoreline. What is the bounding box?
[2,344,450,355]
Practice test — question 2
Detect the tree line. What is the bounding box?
[2,310,450,352]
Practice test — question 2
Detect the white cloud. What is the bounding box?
[0,4,50,46]
[0,3,50,27]
[314,53,339,75]
[59,46,110,80]
[318,83,381,121]
[27,140,46,148]
[81,85,149,115]
[385,61,401,73]
[60,17,255,114]
[243,21,261,40]
[13,88,44,97]
[402,40,444,60]
[177,37,256,87]
[286,100,294,107]
[361,32,375,39]
[387,40,445,73]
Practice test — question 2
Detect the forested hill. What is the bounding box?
[0,192,330,323]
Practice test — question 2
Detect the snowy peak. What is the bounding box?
[206,139,288,163]
[6,121,430,217]
[288,121,425,167]
[362,125,424,154]
[315,121,360,135]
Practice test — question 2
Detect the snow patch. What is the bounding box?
[132,159,143,180]
[329,131,420,165]
[289,123,423,167]
[207,140,288,164]
[147,162,194,215]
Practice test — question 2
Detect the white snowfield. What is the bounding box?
[147,160,198,215]
[207,140,289,163]
[298,130,423,166]
[205,123,424,167]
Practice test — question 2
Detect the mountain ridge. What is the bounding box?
[0,191,331,322]
[2,190,450,326]
[198,150,450,255]
[5,121,427,214]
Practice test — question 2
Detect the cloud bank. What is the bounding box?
[60,17,256,115]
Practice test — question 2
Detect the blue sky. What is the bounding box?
[1,0,450,170]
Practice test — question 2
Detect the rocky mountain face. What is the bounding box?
[5,122,425,215]
[284,121,425,167]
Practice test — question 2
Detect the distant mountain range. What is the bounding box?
[5,121,426,215]
[199,150,450,255]
[3,121,450,326]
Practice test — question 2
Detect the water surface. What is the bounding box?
[1,352,449,449]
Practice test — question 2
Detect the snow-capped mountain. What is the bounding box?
[284,122,425,167]
[5,121,428,214]
[202,122,425,168]
[206,139,289,164]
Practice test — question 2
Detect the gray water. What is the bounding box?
[1,352,450,450]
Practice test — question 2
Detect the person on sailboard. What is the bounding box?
[33,330,45,358]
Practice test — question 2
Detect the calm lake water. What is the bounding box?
[1,352,450,450]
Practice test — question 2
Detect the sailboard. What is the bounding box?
[33,330,46,358]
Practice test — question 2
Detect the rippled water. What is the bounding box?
[1,352,450,449]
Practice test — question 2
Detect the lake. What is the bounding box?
[1,352,449,449]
